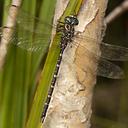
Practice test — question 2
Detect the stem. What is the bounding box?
[105,0,128,24]
[0,0,22,70]
[43,0,108,128]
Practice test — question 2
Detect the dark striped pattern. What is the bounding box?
[41,15,79,122]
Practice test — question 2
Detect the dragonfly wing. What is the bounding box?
[100,43,128,61]
[6,7,56,34]
[0,7,57,52]
[16,41,49,52]
[0,27,54,52]
[74,34,128,61]
[97,59,124,79]
[71,42,125,79]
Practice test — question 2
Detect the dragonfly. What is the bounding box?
[0,8,128,79]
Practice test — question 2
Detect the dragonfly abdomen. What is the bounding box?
[41,15,79,122]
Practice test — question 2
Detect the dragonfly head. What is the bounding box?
[64,15,79,26]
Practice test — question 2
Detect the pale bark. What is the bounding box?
[0,0,22,70]
[43,0,108,128]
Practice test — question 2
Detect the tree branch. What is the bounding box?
[105,0,128,24]
[43,0,108,128]
[0,0,22,70]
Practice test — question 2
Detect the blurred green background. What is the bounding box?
[92,0,128,128]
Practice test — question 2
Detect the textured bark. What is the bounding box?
[43,0,108,128]
[0,0,22,70]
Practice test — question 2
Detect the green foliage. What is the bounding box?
[0,0,56,127]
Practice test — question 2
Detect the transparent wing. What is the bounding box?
[100,43,128,61]
[1,26,128,61]
[0,7,59,52]
[1,7,127,79]
[5,6,56,35]
[3,7,128,61]
[71,37,125,79]
[1,24,127,57]
[97,59,124,79]
[73,46,125,79]
[0,26,55,53]
[0,27,125,79]
[73,34,128,61]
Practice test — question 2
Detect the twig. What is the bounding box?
[0,0,22,70]
[105,0,128,24]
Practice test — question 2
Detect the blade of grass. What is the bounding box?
[9,0,37,126]
[29,0,57,106]
[0,45,16,128]
[18,0,37,124]
[26,0,57,127]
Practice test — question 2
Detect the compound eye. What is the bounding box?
[74,18,79,25]
[65,16,71,24]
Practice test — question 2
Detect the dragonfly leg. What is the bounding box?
[56,25,64,32]
[57,21,65,24]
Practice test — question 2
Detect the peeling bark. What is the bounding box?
[43,0,108,128]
